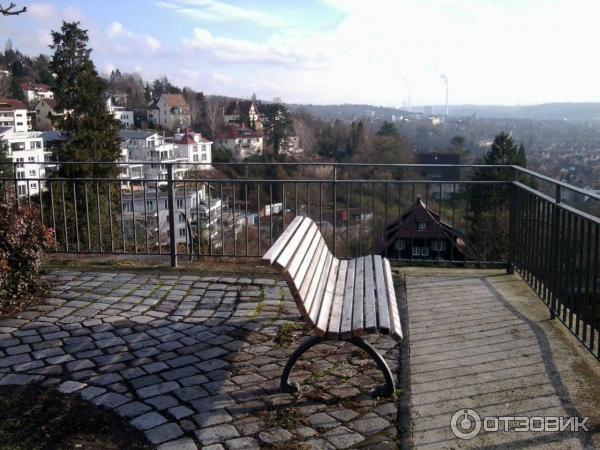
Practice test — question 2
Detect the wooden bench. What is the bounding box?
[263,216,402,397]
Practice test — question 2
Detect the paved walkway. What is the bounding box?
[0,270,400,449]
[404,270,600,449]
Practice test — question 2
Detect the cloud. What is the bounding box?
[107,22,124,39]
[182,27,324,67]
[27,3,56,20]
[156,0,283,27]
[144,36,161,53]
[212,72,233,84]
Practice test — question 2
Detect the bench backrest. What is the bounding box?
[263,216,335,320]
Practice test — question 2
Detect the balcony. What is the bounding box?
[1,162,599,448]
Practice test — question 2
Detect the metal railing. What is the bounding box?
[1,161,600,358]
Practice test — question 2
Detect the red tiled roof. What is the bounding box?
[161,94,190,109]
[21,82,52,92]
[38,99,57,109]
[175,129,210,144]
[0,98,27,110]
[216,126,261,140]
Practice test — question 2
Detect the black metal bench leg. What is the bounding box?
[280,335,323,394]
[350,336,396,397]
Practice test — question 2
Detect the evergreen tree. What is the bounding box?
[264,102,293,157]
[467,132,528,261]
[376,121,399,138]
[49,21,121,178]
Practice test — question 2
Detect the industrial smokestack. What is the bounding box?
[402,78,411,112]
[440,74,448,116]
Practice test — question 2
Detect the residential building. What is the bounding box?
[0,98,30,132]
[416,152,462,199]
[119,130,187,182]
[215,126,263,160]
[374,198,466,261]
[224,99,265,130]
[34,99,66,131]
[0,126,53,196]
[21,82,54,104]
[106,96,134,128]
[147,94,191,131]
[121,187,222,247]
[174,129,212,169]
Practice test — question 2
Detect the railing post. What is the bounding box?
[550,184,562,320]
[507,168,518,274]
[332,164,337,257]
[13,162,19,208]
[167,163,177,268]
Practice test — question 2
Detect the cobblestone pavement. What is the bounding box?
[0,270,400,449]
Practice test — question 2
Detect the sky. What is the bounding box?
[2,0,600,107]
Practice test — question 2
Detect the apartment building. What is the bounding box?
[174,129,212,169]
[0,126,53,196]
[119,130,188,182]
[121,187,222,247]
[0,99,30,132]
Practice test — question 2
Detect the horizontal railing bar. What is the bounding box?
[514,182,600,225]
[0,177,514,185]
[514,166,600,202]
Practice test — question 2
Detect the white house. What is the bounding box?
[0,99,30,132]
[106,96,134,128]
[121,187,222,248]
[215,126,263,160]
[0,126,53,196]
[119,130,188,182]
[174,129,212,169]
[224,99,265,130]
[147,94,191,131]
[21,82,54,104]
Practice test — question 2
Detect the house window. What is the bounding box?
[176,199,184,208]
[146,200,154,210]
[412,247,420,256]
[433,241,445,252]
[421,247,430,257]
[17,185,26,196]
[29,170,36,177]
[201,154,207,161]
[179,228,186,237]
[417,222,426,231]
[178,213,185,223]
[193,154,199,162]
[396,240,405,250]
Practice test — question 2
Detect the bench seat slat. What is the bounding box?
[339,259,356,339]
[373,255,391,333]
[310,255,338,333]
[326,259,347,339]
[383,258,402,340]
[352,256,365,337]
[273,218,313,270]
[262,216,304,264]
[363,255,377,333]
[294,238,327,316]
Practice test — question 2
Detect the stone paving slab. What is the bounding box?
[404,271,600,450]
[0,270,401,449]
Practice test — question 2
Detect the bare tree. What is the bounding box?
[0,76,10,98]
[205,97,226,139]
[0,2,27,15]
